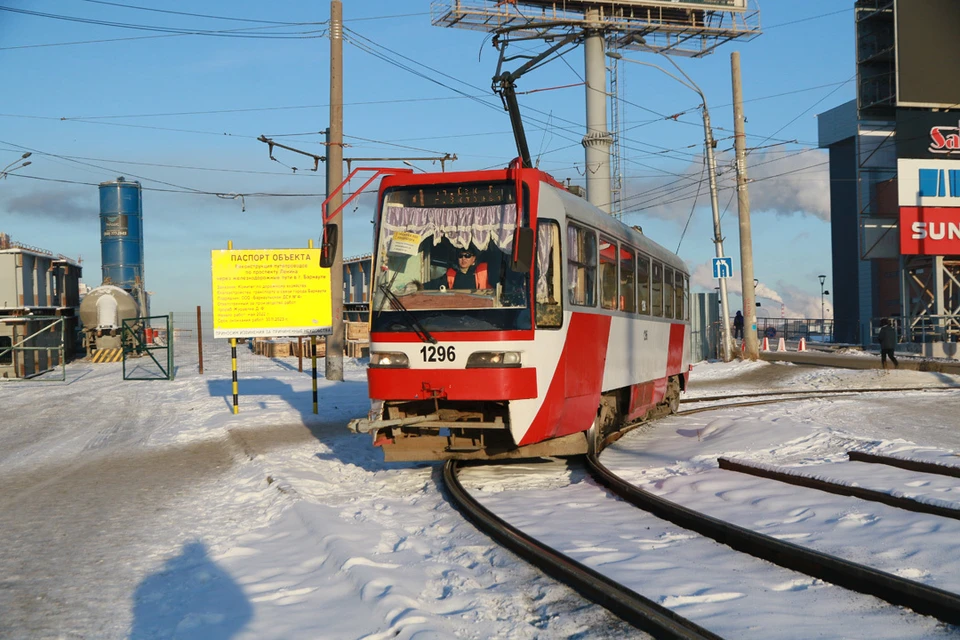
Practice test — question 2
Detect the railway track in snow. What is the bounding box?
[676,385,960,415]
[444,388,960,637]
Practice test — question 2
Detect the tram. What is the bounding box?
[346,160,692,461]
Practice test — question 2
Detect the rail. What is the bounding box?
[586,451,960,626]
[442,461,723,639]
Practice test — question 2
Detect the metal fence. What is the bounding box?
[169,310,329,376]
[0,316,67,381]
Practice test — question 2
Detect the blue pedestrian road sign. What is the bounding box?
[712,257,733,279]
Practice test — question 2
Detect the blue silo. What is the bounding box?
[98,177,144,291]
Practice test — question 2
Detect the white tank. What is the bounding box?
[79,285,139,330]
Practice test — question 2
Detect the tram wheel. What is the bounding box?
[666,377,681,414]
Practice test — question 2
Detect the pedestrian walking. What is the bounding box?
[878,318,899,369]
[733,310,744,340]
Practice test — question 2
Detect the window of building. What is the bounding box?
[0,336,11,366]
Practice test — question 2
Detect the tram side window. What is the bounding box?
[675,271,686,320]
[567,224,596,307]
[620,246,636,313]
[637,254,650,315]
[663,267,675,319]
[684,275,690,320]
[0,336,10,365]
[651,261,663,317]
[599,235,618,310]
[535,221,563,328]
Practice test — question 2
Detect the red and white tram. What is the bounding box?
[347,162,691,461]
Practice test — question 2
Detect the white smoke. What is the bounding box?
[746,148,831,221]
[690,260,832,319]
[622,147,831,223]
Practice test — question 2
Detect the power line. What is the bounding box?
[74,0,304,25]
[0,7,326,42]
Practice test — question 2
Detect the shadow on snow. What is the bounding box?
[131,540,251,640]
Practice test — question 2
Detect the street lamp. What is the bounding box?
[1,152,32,180]
[818,274,830,337]
[608,50,734,361]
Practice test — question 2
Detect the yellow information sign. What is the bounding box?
[211,249,332,338]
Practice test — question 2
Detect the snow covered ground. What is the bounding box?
[1,354,959,639]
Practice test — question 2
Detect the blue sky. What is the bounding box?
[0,1,853,318]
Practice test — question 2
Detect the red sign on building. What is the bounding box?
[900,207,960,255]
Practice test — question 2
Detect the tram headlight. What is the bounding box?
[370,351,409,368]
[466,351,522,368]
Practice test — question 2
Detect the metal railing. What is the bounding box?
[0,316,67,381]
[870,315,960,345]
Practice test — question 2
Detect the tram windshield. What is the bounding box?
[371,182,532,333]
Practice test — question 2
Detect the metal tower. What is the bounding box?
[432,1,760,215]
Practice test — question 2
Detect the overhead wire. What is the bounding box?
[3,6,852,209]
[0,6,325,39]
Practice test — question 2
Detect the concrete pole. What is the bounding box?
[702,106,734,362]
[582,9,613,214]
[326,0,344,381]
[731,52,758,360]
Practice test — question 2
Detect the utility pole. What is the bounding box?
[703,106,734,362]
[731,51,758,360]
[326,0,344,382]
[582,8,613,214]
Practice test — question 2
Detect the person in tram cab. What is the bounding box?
[426,247,489,290]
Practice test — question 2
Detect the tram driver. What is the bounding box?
[425,247,489,290]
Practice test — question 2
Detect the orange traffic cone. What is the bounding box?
[777,337,786,352]
[798,337,807,352]
[762,336,770,351]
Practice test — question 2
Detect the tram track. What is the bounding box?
[680,385,960,405]
[444,388,960,635]
[586,452,960,627]
[442,460,722,640]
[676,385,960,417]
[716,456,960,521]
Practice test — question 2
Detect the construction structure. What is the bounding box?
[432,0,760,214]
[0,233,82,378]
[819,0,960,353]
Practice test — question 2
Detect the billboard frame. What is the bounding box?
[895,0,960,109]
[508,0,746,11]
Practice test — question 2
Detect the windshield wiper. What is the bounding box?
[377,283,438,344]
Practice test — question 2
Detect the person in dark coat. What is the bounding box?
[733,310,744,340]
[878,318,899,369]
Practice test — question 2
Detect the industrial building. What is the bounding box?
[81,177,149,358]
[819,0,960,355]
[344,254,371,322]
[0,233,82,378]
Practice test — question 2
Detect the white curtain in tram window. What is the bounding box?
[536,223,553,302]
[566,225,578,296]
[381,204,517,251]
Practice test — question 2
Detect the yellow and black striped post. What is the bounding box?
[228,240,239,414]
[311,336,318,414]
[307,239,318,415]
[231,338,239,414]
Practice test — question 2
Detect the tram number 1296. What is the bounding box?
[420,345,456,363]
